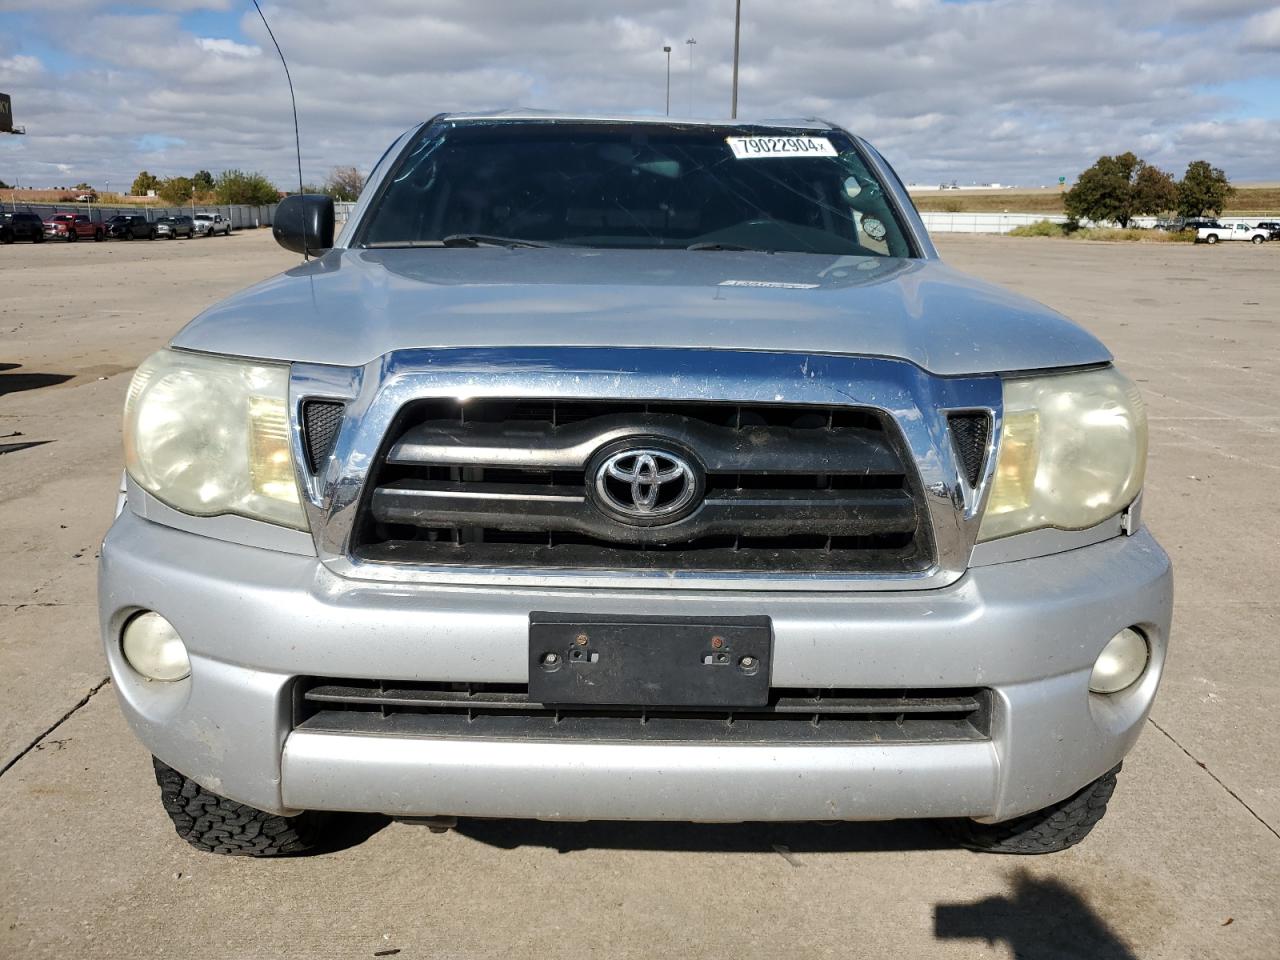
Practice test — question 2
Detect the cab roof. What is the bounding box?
[437,109,838,131]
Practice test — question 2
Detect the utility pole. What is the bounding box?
[731,0,742,119]
[685,37,697,116]
[663,46,672,116]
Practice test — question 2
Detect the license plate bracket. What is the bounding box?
[528,613,773,708]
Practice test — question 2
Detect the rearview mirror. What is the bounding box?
[273,194,334,255]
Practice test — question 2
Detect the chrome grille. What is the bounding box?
[350,399,933,574]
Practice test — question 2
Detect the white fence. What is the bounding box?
[920,212,1163,234]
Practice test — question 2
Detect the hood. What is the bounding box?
[172,248,1110,376]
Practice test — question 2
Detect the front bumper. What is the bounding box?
[99,509,1172,823]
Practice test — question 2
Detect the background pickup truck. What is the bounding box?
[1197,221,1269,244]
[43,213,103,242]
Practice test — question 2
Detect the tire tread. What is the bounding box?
[946,764,1121,854]
[152,757,324,857]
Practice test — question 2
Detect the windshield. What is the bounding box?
[357,120,915,257]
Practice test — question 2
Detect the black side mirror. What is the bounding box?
[273,194,335,255]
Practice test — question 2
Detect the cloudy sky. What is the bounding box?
[2,0,1278,191]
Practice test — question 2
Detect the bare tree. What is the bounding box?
[323,166,365,201]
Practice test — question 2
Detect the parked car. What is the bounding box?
[43,213,103,242]
[1183,217,1222,232]
[1,211,46,243]
[153,215,195,240]
[75,192,98,203]
[193,212,232,237]
[1254,221,1280,240]
[1153,218,1186,232]
[105,113,1170,857]
[1196,220,1269,244]
[105,214,157,240]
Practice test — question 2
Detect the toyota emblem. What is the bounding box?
[592,447,701,525]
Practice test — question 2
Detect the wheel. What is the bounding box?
[1251,235,1264,245]
[152,757,327,856]
[1205,234,1218,244]
[94,229,103,242]
[67,230,77,242]
[34,232,44,243]
[943,764,1121,854]
[2,233,12,245]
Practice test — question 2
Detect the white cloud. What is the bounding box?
[1242,8,1280,51]
[0,0,1277,189]
[196,37,261,58]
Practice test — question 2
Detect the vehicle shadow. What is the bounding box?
[0,365,73,397]
[936,868,1139,960]
[453,816,955,854]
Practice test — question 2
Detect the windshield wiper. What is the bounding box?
[364,235,550,249]
[686,241,773,252]
[441,234,548,248]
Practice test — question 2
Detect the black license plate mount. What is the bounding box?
[528,613,773,708]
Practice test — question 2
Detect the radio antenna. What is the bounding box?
[251,0,308,259]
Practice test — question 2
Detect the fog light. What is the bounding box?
[121,612,190,682]
[1089,627,1149,694]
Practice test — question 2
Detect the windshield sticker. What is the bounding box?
[719,279,820,290]
[862,217,887,241]
[726,136,837,159]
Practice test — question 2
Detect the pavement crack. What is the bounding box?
[0,677,111,779]
[1148,717,1279,842]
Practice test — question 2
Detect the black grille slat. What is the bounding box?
[298,680,991,744]
[948,412,991,487]
[302,399,346,473]
[370,481,917,543]
[354,399,933,574]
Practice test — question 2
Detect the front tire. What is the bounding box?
[152,757,327,856]
[1251,235,1264,245]
[943,764,1121,854]
[67,230,77,242]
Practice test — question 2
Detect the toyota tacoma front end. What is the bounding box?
[98,114,1171,856]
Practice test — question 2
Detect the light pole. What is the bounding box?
[685,37,697,116]
[731,0,742,119]
[663,45,672,116]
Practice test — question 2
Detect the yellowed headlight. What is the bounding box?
[978,366,1146,542]
[123,349,307,530]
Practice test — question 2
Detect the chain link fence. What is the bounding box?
[3,200,280,230]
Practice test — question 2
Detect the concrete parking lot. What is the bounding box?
[1,231,1277,959]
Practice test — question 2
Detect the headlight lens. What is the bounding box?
[978,366,1146,542]
[123,349,307,529]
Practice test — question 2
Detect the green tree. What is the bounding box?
[192,169,215,194]
[1130,164,1178,216]
[158,176,195,205]
[74,181,95,192]
[130,170,161,195]
[1063,153,1178,227]
[0,178,11,190]
[213,169,279,205]
[1177,161,1233,218]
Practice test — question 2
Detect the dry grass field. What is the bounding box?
[912,184,1280,215]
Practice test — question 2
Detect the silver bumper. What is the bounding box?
[99,509,1172,823]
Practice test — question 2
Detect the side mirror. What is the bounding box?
[273,194,335,255]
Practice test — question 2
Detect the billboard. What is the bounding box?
[0,93,12,134]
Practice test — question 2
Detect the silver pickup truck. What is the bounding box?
[99,113,1171,857]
